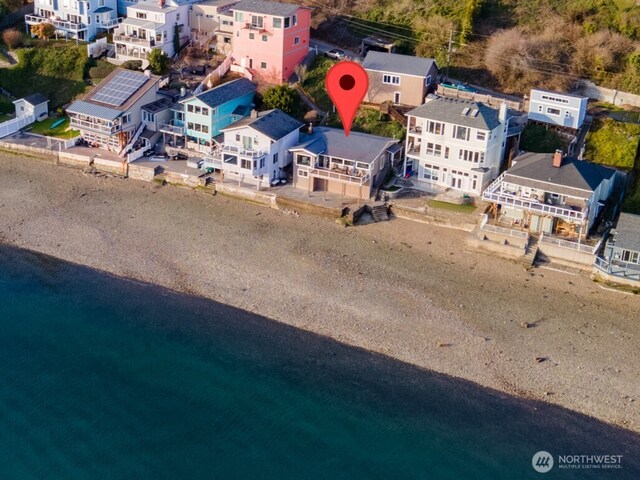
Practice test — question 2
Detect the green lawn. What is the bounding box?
[326,107,406,139]
[29,116,79,139]
[520,124,566,153]
[301,55,334,112]
[0,113,14,122]
[585,117,640,169]
[427,200,477,213]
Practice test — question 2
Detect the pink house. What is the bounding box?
[231,0,311,83]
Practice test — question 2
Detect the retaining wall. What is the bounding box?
[275,195,342,218]
[217,183,276,207]
[127,163,156,182]
[58,151,92,169]
[93,157,127,176]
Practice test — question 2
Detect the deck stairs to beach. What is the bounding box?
[371,203,390,222]
[119,123,146,158]
[523,234,540,267]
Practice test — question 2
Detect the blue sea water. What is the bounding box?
[0,245,637,479]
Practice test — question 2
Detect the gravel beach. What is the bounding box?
[1,153,639,433]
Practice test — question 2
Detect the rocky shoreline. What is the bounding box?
[1,153,639,433]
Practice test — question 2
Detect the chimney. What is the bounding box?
[159,0,165,7]
[250,109,258,119]
[308,123,313,134]
[180,86,186,97]
[499,101,508,124]
[553,149,563,168]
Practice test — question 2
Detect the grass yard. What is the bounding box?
[301,55,334,112]
[519,124,567,153]
[427,200,477,213]
[326,107,406,139]
[0,43,88,109]
[585,117,640,169]
[29,116,79,139]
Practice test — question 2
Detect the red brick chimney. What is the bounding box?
[159,0,165,7]
[553,149,563,168]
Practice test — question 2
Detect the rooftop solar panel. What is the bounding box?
[92,70,148,107]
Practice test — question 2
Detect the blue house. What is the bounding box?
[594,212,640,286]
[160,78,256,154]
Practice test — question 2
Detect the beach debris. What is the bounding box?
[281,209,299,217]
[535,356,547,363]
[520,321,530,329]
[437,342,453,348]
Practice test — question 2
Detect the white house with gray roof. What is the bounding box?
[404,96,509,195]
[67,68,161,152]
[527,89,588,130]
[362,51,438,107]
[290,127,402,200]
[202,108,302,187]
[594,212,640,286]
[483,150,616,241]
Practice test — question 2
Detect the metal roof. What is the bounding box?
[231,0,303,16]
[613,213,640,252]
[20,93,48,106]
[407,96,502,131]
[504,152,616,199]
[222,109,302,140]
[119,17,163,29]
[66,100,122,121]
[142,97,174,114]
[184,78,256,109]
[93,6,113,13]
[363,51,436,78]
[290,127,399,165]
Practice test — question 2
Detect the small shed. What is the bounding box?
[13,94,49,121]
[527,89,588,130]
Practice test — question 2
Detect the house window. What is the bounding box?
[298,170,308,177]
[87,16,91,24]
[249,33,255,40]
[547,107,561,116]
[382,74,400,85]
[453,125,469,141]
[176,13,180,20]
[262,35,267,41]
[202,107,208,116]
[476,131,486,141]
[98,0,104,5]
[292,14,297,26]
[251,16,263,28]
[236,133,240,141]
[260,61,267,69]
[136,12,146,19]
[187,104,194,113]
[259,157,265,168]
[622,250,640,264]
[273,152,278,164]
[425,142,441,156]
[235,12,243,22]
[241,158,252,169]
[458,149,484,163]
[444,147,449,159]
[538,105,543,112]
[194,106,201,114]
[284,17,290,28]
[296,154,311,166]
[187,122,194,130]
[425,75,432,86]
[426,120,443,135]
[202,125,209,134]
[565,111,570,118]
[122,113,131,124]
[273,17,282,28]
[472,176,478,191]
[194,124,202,132]
[294,36,299,45]
[422,163,440,181]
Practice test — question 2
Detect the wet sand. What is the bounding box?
[1,153,639,433]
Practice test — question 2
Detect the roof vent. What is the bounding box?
[461,107,470,116]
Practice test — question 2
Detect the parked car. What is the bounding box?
[440,82,478,93]
[325,49,345,60]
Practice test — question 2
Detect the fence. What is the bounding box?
[0,114,35,139]
[87,38,114,58]
[194,54,232,95]
[0,4,33,29]
[539,232,599,254]
[437,85,523,111]
[575,80,640,108]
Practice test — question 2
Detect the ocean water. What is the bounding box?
[0,245,637,480]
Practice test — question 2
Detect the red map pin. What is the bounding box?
[325,61,368,137]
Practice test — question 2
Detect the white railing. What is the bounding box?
[127,145,147,163]
[308,166,369,185]
[158,120,184,136]
[25,15,87,31]
[480,221,529,239]
[482,173,587,221]
[0,114,35,139]
[196,53,232,94]
[113,33,155,47]
[221,144,268,158]
[69,116,118,134]
[594,256,640,281]
[539,233,597,254]
[120,123,146,157]
[97,18,120,29]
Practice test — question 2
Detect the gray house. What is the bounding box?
[594,213,640,285]
[527,89,588,130]
[362,51,438,107]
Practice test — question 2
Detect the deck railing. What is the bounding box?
[113,33,155,47]
[308,166,369,185]
[25,15,87,31]
[594,256,640,281]
[69,117,118,134]
[158,120,184,136]
[539,233,597,254]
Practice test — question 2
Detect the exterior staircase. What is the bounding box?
[523,234,540,267]
[119,124,146,158]
[371,203,390,222]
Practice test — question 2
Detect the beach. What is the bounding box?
[1,152,639,433]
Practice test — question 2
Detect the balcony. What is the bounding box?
[69,116,119,135]
[97,18,121,30]
[113,33,156,47]
[202,144,268,176]
[25,15,87,32]
[482,172,587,222]
[407,125,423,135]
[309,164,370,185]
[159,120,184,136]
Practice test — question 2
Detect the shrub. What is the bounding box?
[89,66,112,80]
[520,124,566,153]
[121,60,143,71]
[585,117,640,169]
[2,28,23,49]
[30,23,55,40]
[147,48,169,75]
[262,84,299,114]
